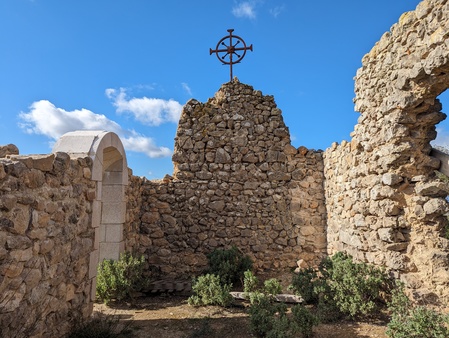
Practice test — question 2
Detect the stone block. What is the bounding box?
[99,224,106,242]
[415,181,449,197]
[423,198,448,215]
[90,277,97,301]
[101,201,126,223]
[105,223,124,242]
[91,200,102,228]
[96,181,102,200]
[103,172,124,185]
[99,241,124,261]
[94,227,100,250]
[101,185,125,202]
[89,249,99,279]
[382,173,403,186]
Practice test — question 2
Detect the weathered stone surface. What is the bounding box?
[382,173,403,186]
[325,0,449,304]
[415,181,449,197]
[135,79,328,278]
[0,153,95,337]
[0,144,19,158]
[5,2,449,335]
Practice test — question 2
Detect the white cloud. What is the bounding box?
[18,100,172,158]
[232,1,257,19]
[182,82,192,96]
[121,132,172,158]
[19,100,121,138]
[106,88,182,126]
[269,5,285,18]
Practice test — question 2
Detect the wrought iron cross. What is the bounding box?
[209,29,253,82]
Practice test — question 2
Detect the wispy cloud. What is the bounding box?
[232,1,257,19]
[182,82,192,96]
[269,5,285,18]
[106,88,182,126]
[18,100,172,158]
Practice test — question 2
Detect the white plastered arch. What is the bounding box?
[52,130,128,301]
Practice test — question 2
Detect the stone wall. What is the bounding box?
[0,150,96,337]
[324,0,449,303]
[136,80,327,280]
[3,0,449,334]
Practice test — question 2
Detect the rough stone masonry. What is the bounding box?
[2,0,449,336]
[134,80,327,279]
[324,0,449,303]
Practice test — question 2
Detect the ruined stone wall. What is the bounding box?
[136,80,327,279]
[0,150,96,337]
[324,0,449,303]
[124,168,144,252]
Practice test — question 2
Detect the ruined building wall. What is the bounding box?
[135,80,327,279]
[0,151,96,337]
[324,0,449,303]
[4,2,449,336]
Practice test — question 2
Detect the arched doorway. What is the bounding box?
[52,130,128,301]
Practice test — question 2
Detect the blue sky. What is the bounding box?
[2,0,444,179]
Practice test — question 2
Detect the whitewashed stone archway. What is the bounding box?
[52,130,128,300]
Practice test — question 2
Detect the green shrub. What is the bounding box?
[263,278,282,297]
[247,272,318,337]
[248,291,268,305]
[206,246,253,286]
[66,313,134,338]
[329,252,391,317]
[291,304,319,338]
[188,274,233,307]
[249,296,287,337]
[290,258,338,323]
[243,270,259,294]
[249,297,318,338]
[387,285,449,338]
[289,267,319,304]
[243,272,283,305]
[290,252,392,320]
[314,297,344,324]
[96,252,147,305]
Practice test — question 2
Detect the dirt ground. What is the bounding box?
[94,294,389,338]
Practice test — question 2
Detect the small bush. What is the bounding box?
[206,246,253,286]
[387,285,449,338]
[243,270,259,294]
[263,278,282,297]
[243,272,283,305]
[329,252,391,317]
[188,274,233,307]
[249,296,287,337]
[290,252,392,320]
[289,267,319,304]
[291,304,319,338]
[96,252,147,305]
[247,272,318,337]
[66,313,134,338]
[249,297,318,338]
